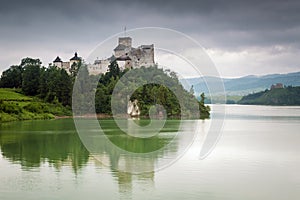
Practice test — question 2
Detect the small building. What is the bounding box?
[70,52,81,67]
[53,56,62,68]
[53,52,81,73]
[271,83,284,89]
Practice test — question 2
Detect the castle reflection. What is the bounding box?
[0,118,180,195]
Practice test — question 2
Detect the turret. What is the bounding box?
[70,52,81,67]
[53,56,62,68]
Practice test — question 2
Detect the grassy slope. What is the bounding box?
[0,88,72,122]
[0,88,32,101]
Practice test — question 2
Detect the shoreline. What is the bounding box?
[55,113,113,119]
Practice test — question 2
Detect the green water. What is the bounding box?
[1,105,300,199]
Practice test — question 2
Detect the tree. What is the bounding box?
[22,58,41,96]
[0,65,23,88]
[72,64,94,114]
[45,65,61,103]
[189,85,194,95]
[20,57,41,67]
[70,61,81,79]
[95,86,109,113]
[199,93,210,119]
[58,69,72,106]
[107,60,121,79]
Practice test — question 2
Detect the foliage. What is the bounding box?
[95,61,210,119]
[39,65,72,106]
[0,65,23,88]
[0,88,32,101]
[0,88,71,122]
[238,86,300,105]
[72,63,94,115]
[199,93,210,119]
[21,58,42,96]
[0,58,72,106]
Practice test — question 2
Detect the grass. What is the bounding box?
[0,88,71,122]
[0,88,32,101]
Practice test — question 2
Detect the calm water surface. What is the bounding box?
[0,105,300,200]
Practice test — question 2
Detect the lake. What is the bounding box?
[0,105,300,200]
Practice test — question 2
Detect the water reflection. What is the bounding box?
[77,118,196,173]
[1,105,300,200]
[0,118,182,197]
[0,119,89,173]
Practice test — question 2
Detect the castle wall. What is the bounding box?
[88,59,110,75]
[115,49,125,57]
[116,60,132,70]
[128,44,154,68]
[53,62,62,68]
[62,62,70,73]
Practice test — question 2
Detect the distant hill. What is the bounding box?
[181,71,300,96]
[238,86,300,105]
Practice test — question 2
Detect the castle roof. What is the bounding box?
[70,52,81,61]
[53,56,62,63]
[114,44,127,51]
[108,55,116,62]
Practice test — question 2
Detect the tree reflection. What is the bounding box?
[0,118,181,196]
[0,119,89,173]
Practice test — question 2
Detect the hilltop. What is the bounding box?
[237,86,300,105]
[0,57,210,122]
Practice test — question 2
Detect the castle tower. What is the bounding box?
[70,52,81,67]
[114,37,132,57]
[119,37,132,47]
[53,56,62,68]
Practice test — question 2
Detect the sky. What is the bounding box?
[1,0,300,78]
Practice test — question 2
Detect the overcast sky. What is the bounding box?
[1,0,300,77]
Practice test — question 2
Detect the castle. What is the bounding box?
[53,37,155,75]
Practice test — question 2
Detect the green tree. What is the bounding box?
[38,67,48,99]
[72,64,94,114]
[199,93,210,119]
[0,65,23,88]
[58,69,72,106]
[107,60,121,79]
[21,58,42,96]
[70,61,81,79]
[95,86,109,113]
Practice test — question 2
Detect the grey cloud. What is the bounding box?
[1,0,300,75]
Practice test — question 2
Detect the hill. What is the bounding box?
[237,86,300,105]
[181,71,300,96]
